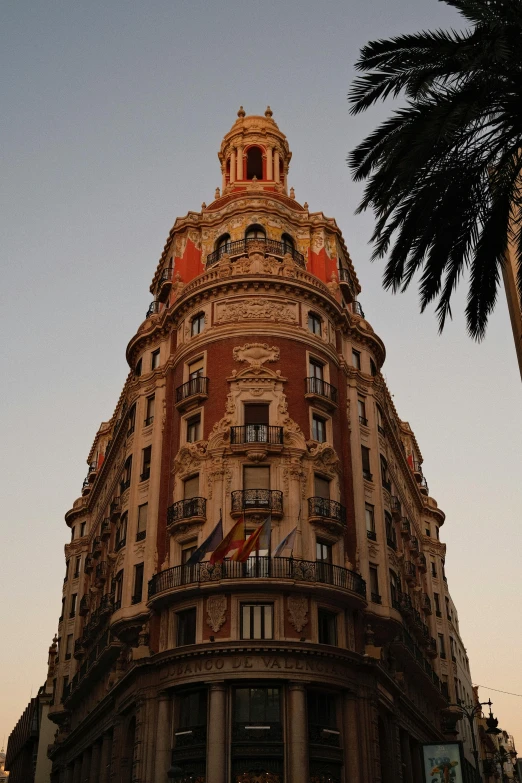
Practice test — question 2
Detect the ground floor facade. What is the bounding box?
[49,643,449,783]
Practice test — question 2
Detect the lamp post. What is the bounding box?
[443,698,501,783]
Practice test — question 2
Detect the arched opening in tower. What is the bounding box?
[246,147,263,180]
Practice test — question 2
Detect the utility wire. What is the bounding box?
[474,684,522,698]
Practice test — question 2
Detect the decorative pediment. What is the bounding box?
[173,442,208,477]
[233,343,280,371]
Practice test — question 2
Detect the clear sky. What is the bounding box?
[1,0,521,753]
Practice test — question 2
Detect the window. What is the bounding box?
[435,526,440,540]
[145,396,155,426]
[135,358,142,376]
[369,565,381,603]
[312,413,327,443]
[74,556,81,579]
[177,608,197,646]
[307,692,337,730]
[246,148,263,180]
[441,561,447,581]
[243,465,270,491]
[445,597,452,620]
[244,403,269,441]
[281,233,295,254]
[449,636,456,661]
[431,560,437,578]
[64,560,70,582]
[114,570,124,610]
[361,446,372,481]
[65,634,73,660]
[186,414,201,443]
[121,456,132,492]
[309,358,324,380]
[182,541,198,565]
[151,349,160,370]
[61,676,69,704]
[318,609,337,645]
[314,474,330,499]
[188,357,204,380]
[137,503,148,541]
[352,350,361,370]
[234,687,280,725]
[425,527,431,537]
[69,594,77,619]
[385,512,396,548]
[60,597,65,622]
[116,512,127,551]
[70,526,75,541]
[141,446,151,481]
[316,540,332,563]
[241,604,273,640]
[365,504,376,540]
[245,224,266,241]
[434,592,441,617]
[308,312,322,336]
[178,690,207,729]
[370,358,377,376]
[438,633,446,658]
[380,455,390,490]
[376,405,385,435]
[128,404,136,435]
[184,475,200,499]
[358,398,367,426]
[80,521,86,537]
[132,563,144,604]
[389,571,400,608]
[216,233,231,258]
[191,312,205,336]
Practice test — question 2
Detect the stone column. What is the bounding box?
[236,145,243,180]
[343,692,361,782]
[72,758,81,783]
[266,147,273,180]
[229,150,235,184]
[274,149,280,182]
[99,732,112,783]
[89,742,101,783]
[207,682,227,783]
[400,731,413,783]
[81,749,91,783]
[154,691,172,783]
[221,165,226,192]
[288,682,309,782]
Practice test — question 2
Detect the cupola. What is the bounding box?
[218,106,292,195]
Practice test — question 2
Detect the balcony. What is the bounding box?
[231,489,283,517]
[157,266,173,302]
[175,376,209,411]
[79,595,89,616]
[382,478,392,493]
[230,425,284,451]
[417,553,427,572]
[410,536,419,552]
[149,556,366,600]
[100,518,111,540]
[304,377,338,410]
[371,592,382,604]
[92,537,102,558]
[88,463,97,483]
[120,478,131,495]
[363,469,373,482]
[351,300,365,318]
[420,476,429,495]
[81,477,91,495]
[146,300,160,318]
[84,554,94,574]
[308,497,347,529]
[390,496,401,519]
[206,238,306,268]
[140,469,151,482]
[398,591,413,614]
[95,562,108,586]
[65,630,122,705]
[167,497,207,529]
[405,561,417,585]
[391,629,446,701]
[367,530,377,541]
[422,593,432,614]
[110,499,121,519]
[401,518,411,537]
[427,637,438,658]
[74,637,86,660]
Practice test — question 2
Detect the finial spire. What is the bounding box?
[237,106,246,118]
[265,105,273,118]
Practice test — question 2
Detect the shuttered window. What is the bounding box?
[184,475,199,499]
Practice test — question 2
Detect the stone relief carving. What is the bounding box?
[287,595,308,633]
[206,595,227,633]
[233,343,280,371]
[215,299,297,325]
[307,443,341,477]
[173,442,208,478]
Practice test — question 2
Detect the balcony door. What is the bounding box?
[244,403,269,443]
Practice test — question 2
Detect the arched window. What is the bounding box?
[246,146,263,179]
[245,224,266,242]
[216,233,231,258]
[281,233,294,255]
[191,312,205,337]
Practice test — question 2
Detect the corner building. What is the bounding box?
[48,109,478,783]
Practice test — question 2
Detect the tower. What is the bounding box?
[44,109,478,783]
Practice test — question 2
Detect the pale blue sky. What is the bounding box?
[1,0,521,749]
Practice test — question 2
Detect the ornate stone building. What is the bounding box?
[45,108,478,783]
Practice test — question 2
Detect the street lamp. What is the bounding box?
[443,698,501,783]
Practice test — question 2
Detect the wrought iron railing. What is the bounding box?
[405,561,417,580]
[206,238,305,268]
[337,267,351,284]
[148,556,366,598]
[308,497,347,525]
[230,425,284,445]
[305,377,338,404]
[167,497,207,525]
[231,489,283,514]
[352,301,365,317]
[110,498,120,517]
[95,562,108,581]
[176,376,209,402]
[146,301,160,318]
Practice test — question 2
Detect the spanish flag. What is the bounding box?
[209,517,245,564]
[232,516,271,562]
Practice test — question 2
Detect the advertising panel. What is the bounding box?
[422,742,465,783]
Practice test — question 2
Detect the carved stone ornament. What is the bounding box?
[287,595,308,633]
[216,300,297,325]
[233,343,280,371]
[206,595,227,632]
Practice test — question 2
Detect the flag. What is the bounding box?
[273,526,297,557]
[186,517,223,565]
[209,517,245,564]
[233,516,271,562]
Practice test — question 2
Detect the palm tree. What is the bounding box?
[348,0,522,340]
